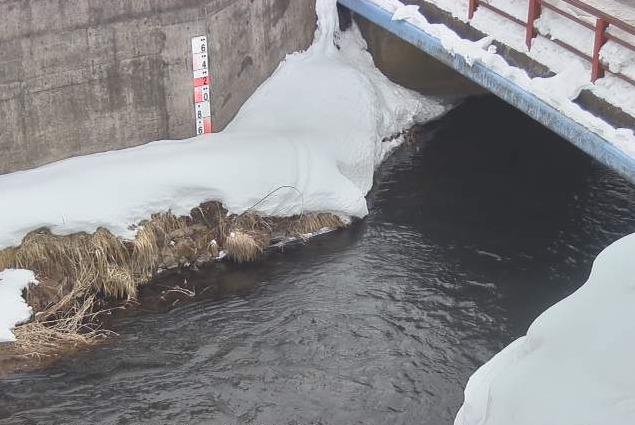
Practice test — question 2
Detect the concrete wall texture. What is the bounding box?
[353,15,485,99]
[0,0,316,174]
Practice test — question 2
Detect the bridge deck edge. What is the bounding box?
[338,0,635,184]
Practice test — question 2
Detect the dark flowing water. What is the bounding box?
[1,96,635,425]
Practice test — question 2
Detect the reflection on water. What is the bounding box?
[1,96,634,425]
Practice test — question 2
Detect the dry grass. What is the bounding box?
[133,213,188,279]
[104,265,136,299]
[0,216,188,359]
[233,211,270,229]
[0,246,17,271]
[288,213,344,236]
[0,202,348,362]
[8,228,135,300]
[195,230,220,258]
[224,230,271,263]
[12,296,112,358]
[222,211,274,263]
[191,201,227,232]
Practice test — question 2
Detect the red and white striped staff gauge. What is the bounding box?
[191,36,212,135]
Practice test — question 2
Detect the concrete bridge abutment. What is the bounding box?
[350,13,485,99]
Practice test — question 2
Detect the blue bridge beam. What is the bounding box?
[338,0,635,184]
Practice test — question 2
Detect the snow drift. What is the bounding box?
[0,0,447,341]
[0,0,445,251]
[0,270,38,342]
[455,232,635,425]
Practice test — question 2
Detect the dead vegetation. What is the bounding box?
[0,126,422,371]
[0,201,346,362]
[12,297,113,358]
[287,213,344,236]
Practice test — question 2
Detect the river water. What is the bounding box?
[1,96,634,425]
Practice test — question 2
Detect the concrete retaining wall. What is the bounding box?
[0,0,316,174]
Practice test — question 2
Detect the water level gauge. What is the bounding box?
[191,36,212,135]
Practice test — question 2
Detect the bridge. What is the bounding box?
[337,0,635,184]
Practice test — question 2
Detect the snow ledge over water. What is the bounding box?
[455,232,635,425]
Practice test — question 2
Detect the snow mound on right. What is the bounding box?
[455,232,635,425]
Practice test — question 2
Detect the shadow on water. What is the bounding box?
[1,96,634,425]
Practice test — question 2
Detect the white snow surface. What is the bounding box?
[369,0,635,157]
[0,269,38,342]
[455,232,635,425]
[0,0,446,251]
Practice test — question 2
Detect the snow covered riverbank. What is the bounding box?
[455,232,635,425]
[0,2,444,251]
[0,0,446,343]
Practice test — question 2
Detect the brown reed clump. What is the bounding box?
[12,296,113,358]
[10,227,134,300]
[191,201,227,235]
[0,218,186,356]
[224,230,271,263]
[0,201,348,363]
[225,230,270,263]
[222,211,273,263]
[0,246,17,271]
[133,213,188,279]
[195,230,220,258]
[288,213,344,237]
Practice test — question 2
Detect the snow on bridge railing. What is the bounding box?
[468,0,635,85]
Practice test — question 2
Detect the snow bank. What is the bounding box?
[0,270,38,342]
[368,0,635,158]
[455,233,635,425]
[0,0,446,250]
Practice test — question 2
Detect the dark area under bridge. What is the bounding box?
[337,0,635,185]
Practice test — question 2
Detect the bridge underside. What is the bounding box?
[338,0,635,185]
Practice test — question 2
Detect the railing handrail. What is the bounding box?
[467,0,635,85]
[558,0,635,35]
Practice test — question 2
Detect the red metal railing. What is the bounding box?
[467,0,635,85]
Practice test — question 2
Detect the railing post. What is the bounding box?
[526,0,542,50]
[591,18,609,82]
[468,0,479,20]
